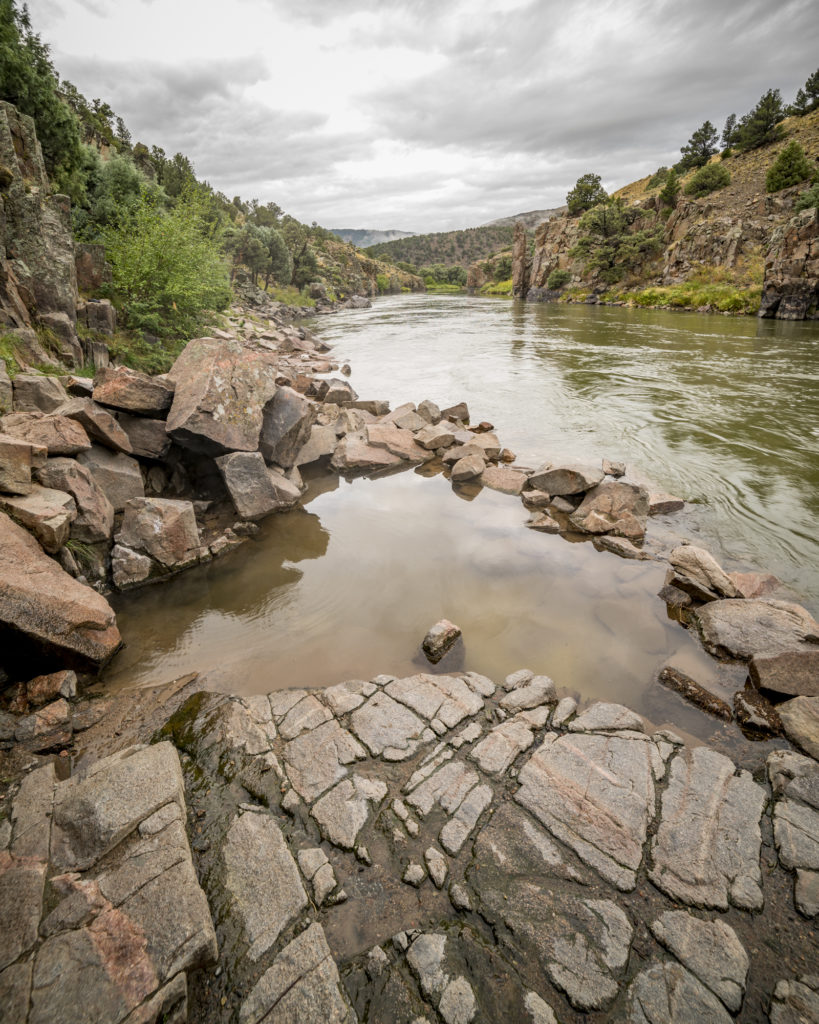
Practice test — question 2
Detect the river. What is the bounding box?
[105,295,818,745]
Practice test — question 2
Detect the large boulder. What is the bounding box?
[216,451,300,520]
[36,457,114,544]
[92,365,174,418]
[259,386,315,468]
[10,374,67,413]
[695,599,819,661]
[0,412,91,455]
[0,485,76,552]
[56,397,132,454]
[76,445,144,511]
[569,481,650,540]
[528,462,604,495]
[116,497,201,570]
[669,545,740,600]
[0,432,46,495]
[165,336,279,455]
[116,413,171,460]
[0,511,121,670]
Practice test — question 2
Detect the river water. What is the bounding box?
[106,295,819,743]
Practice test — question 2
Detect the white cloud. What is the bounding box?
[25,0,819,231]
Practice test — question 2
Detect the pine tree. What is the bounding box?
[566,173,608,215]
[659,169,680,208]
[721,114,737,148]
[735,89,786,151]
[766,141,815,192]
[676,121,719,172]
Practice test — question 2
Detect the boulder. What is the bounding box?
[441,401,469,423]
[669,545,739,600]
[0,412,91,455]
[0,432,46,495]
[733,688,782,736]
[82,298,116,333]
[352,398,390,416]
[323,379,358,406]
[92,365,174,417]
[569,482,649,540]
[56,397,132,453]
[216,451,300,520]
[259,386,315,468]
[694,599,819,661]
[365,422,431,463]
[422,620,462,664]
[602,458,625,477]
[451,454,484,482]
[36,457,114,544]
[727,570,782,599]
[0,484,76,552]
[116,412,171,459]
[749,650,819,697]
[417,399,441,424]
[11,374,67,413]
[0,511,121,670]
[110,544,153,589]
[294,424,337,466]
[415,422,456,450]
[480,464,527,494]
[76,445,144,511]
[24,669,77,707]
[649,492,685,515]
[528,462,604,495]
[165,336,279,454]
[778,696,819,760]
[117,497,201,570]
[331,434,404,474]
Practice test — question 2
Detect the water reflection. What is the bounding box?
[317,294,819,607]
[107,469,747,748]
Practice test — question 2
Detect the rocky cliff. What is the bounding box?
[0,102,82,365]
[503,108,819,318]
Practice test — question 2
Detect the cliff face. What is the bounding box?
[502,108,819,318]
[0,101,81,364]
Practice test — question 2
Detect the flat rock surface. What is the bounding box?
[694,598,819,660]
[777,696,819,760]
[751,650,819,697]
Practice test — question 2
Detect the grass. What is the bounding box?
[105,329,186,376]
[627,282,762,313]
[0,335,21,377]
[479,278,514,296]
[425,283,464,293]
[268,285,316,308]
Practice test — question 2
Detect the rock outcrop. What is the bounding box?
[760,207,819,319]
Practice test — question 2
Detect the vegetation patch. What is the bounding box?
[0,334,21,377]
[479,278,513,295]
[684,162,731,197]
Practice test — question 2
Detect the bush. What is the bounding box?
[766,141,815,192]
[103,186,231,339]
[658,169,680,209]
[376,273,390,293]
[547,268,571,290]
[684,162,730,198]
[646,167,669,190]
[795,182,819,212]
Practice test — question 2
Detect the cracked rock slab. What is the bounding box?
[284,719,367,803]
[649,745,766,910]
[649,911,748,1012]
[311,774,388,848]
[515,731,658,890]
[350,691,427,760]
[220,810,307,961]
[239,922,354,1024]
[626,962,733,1023]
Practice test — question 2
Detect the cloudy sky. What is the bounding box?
[27,0,819,232]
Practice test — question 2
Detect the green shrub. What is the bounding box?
[566,173,607,215]
[375,273,391,293]
[766,141,815,192]
[0,334,21,377]
[795,182,819,212]
[103,186,231,339]
[658,169,680,209]
[684,162,731,198]
[646,167,669,190]
[547,268,571,290]
[721,147,733,159]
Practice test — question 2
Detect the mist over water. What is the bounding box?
[106,295,818,744]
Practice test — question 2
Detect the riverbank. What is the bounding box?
[1,297,818,1024]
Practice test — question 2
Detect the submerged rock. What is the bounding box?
[657,666,733,720]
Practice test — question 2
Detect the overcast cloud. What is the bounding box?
[27,0,819,231]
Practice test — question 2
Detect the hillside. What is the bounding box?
[482,207,566,229]
[472,105,819,319]
[366,224,514,269]
[329,228,415,247]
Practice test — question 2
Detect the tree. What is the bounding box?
[734,89,785,151]
[721,114,737,148]
[684,162,731,197]
[569,199,662,284]
[806,68,819,110]
[0,0,82,181]
[658,169,680,209]
[566,173,608,215]
[103,186,231,338]
[766,141,815,192]
[675,121,719,172]
[795,182,819,212]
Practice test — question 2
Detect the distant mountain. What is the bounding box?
[482,207,567,229]
[329,228,416,248]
